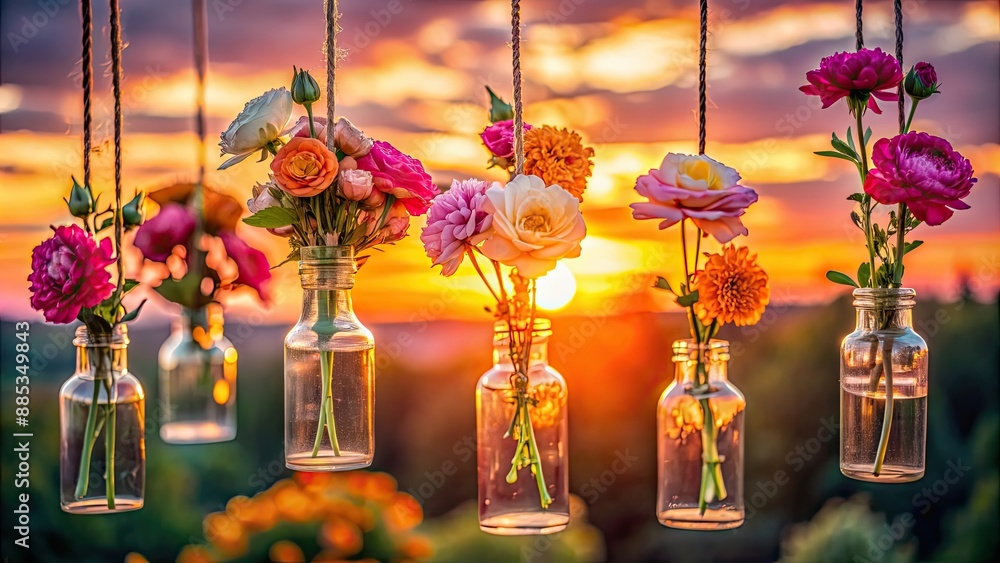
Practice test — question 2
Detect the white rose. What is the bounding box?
[218,88,293,170]
[248,178,294,237]
[481,174,586,278]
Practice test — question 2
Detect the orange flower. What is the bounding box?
[271,137,339,197]
[522,125,595,201]
[693,245,769,327]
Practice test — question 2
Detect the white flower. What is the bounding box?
[219,88,293,170]
[247,178,281,213]
[481,174,586,278]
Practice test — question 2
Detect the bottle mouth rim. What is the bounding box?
[671,338,729,361]
[493,318,552,336]
[74,325,129,347]
[852,287,916,308]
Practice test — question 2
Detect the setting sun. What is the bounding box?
[536,263,577,310]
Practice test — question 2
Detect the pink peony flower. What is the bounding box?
[631,153,758,243]
[356,140,436,216]
[219,231,271,301]
[800,48,902,114]
[863,132,976,226]
[380,201,411,243]
[480,119,532,159]
[28,224,116,324]
[134,203,196,262]
[420,178,494,276]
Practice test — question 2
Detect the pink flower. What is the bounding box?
[800,48,902,114]
[28,224,115,324]
[631,153,758,243]
[913,62,937,87]
[134,203,196,262]
[380,201,411,243]
[287,115,329,143]
[219,231,271,301]
[356,140,436,216]
[339,169,374,201]
[480,119,532,159]
[863,132,976,226]
[420,178,494,276]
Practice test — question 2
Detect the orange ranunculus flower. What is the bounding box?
[522,125,595,201]
[693,245,769,327]
[270,137,339,197]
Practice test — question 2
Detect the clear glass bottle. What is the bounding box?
[60,325,145,513]
[477,319,569,535]
[657,339,745,530]
[159,303,237,444]
[285,246,374,472]
[841,288,928,483]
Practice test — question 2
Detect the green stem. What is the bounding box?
[311,291,341,458]
[523,401,552,508]
[104,374,116,509]
[305,103,317,139]
[903,100,918,135]
[74,374,102,500]
[311,381,328,457]
[855,112,877,289]
[324,351,341,455]
[893,204,907,287]
[873,337,895,476]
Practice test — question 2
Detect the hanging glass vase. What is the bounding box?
[158,303,237,444]
[841,288,928,482]
[657,339,744,530]
[285,246,374,471]
[477,319,569,535]
[60,325,145,513]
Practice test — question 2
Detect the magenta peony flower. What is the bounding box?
[420,178,494,276]
[800,48,903,114]
[631,153,758,243]
[219,231,271,301]
[356,141,436,216]
[133,203,196,262]
[864,132,976,226]
[480,119,532,159]
[28,224,116,324]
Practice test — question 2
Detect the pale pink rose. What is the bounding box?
[380,201,410,243]
[339,169,374,201]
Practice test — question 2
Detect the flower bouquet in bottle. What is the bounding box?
[221,68,435,471]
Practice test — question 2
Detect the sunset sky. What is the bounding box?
[1,0,997,324]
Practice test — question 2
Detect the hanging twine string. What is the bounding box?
[894,0,904,133]
[192,0,208,189]
[324,0,338,153]
[80,0,94,189]
[511,0,525,176]
[697,0,707,155]
[109,0,125,298]
[855,0,864,50]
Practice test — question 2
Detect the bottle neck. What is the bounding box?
[853,288,915,331]
[672,339,730,384]
[856,307,913,331]
[300,287,357,326]
[492,335,549,367]
[74,327,128,380]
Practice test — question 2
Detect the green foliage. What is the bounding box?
[242,206,298,228]
[826,270,859,288]
[779,496,916,563]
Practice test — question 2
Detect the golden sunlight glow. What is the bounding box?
[213,380,231,405]
[536,263,577,311]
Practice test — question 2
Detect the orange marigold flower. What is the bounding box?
[693,245,769,327]
[522,125,595,201]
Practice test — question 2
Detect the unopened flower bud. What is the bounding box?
[904,62,939,101]
[66,177,94,218]
[486,85,514,123]
[290,67,321,106]
[122,191,146,227]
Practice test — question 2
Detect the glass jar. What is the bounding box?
[841,288,928,482]
[158,304,237,444]
[657,339,745,530]
[60,325,145,513]
[477,319,569,535]
[285,246,374,472]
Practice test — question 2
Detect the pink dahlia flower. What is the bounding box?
[800,48,902,114]
[219,231,271,301]
[133,203,196,262]
[630,153,758,243]
[864,132,977,226]
[480,119,532,159]
[356,141,436,216]
[420,178,494,277]
[28,224,115,324]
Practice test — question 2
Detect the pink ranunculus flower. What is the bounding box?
[800,48,902,114]
[339,169,374,201]
[356,140,436,216]
[28,224,116,324]
[630,153,758,243]
[480,119,532,159]
[863,132,977,226]
[286,115,329,143]
[134,203,197,262]
[420,178,494,277]
[219,231,271,301]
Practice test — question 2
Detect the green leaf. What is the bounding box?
[844,128,856,152]
[653,276,675,294]
[826,270,859,288]
[486,85,514,123]
[676,291,699,307]
[864,127,873,145]
[850,211,863,228]
[846,193,865,203]
[243,207,298,229]
[814,150,858,163]
[904,240,923,255]
[118,299,147,324]
[857,263,871,288]
[77,309,113,335]
[271,247,301,270]
[122,278,140,296]
[830,138,857,158]
[98,216,114,232]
